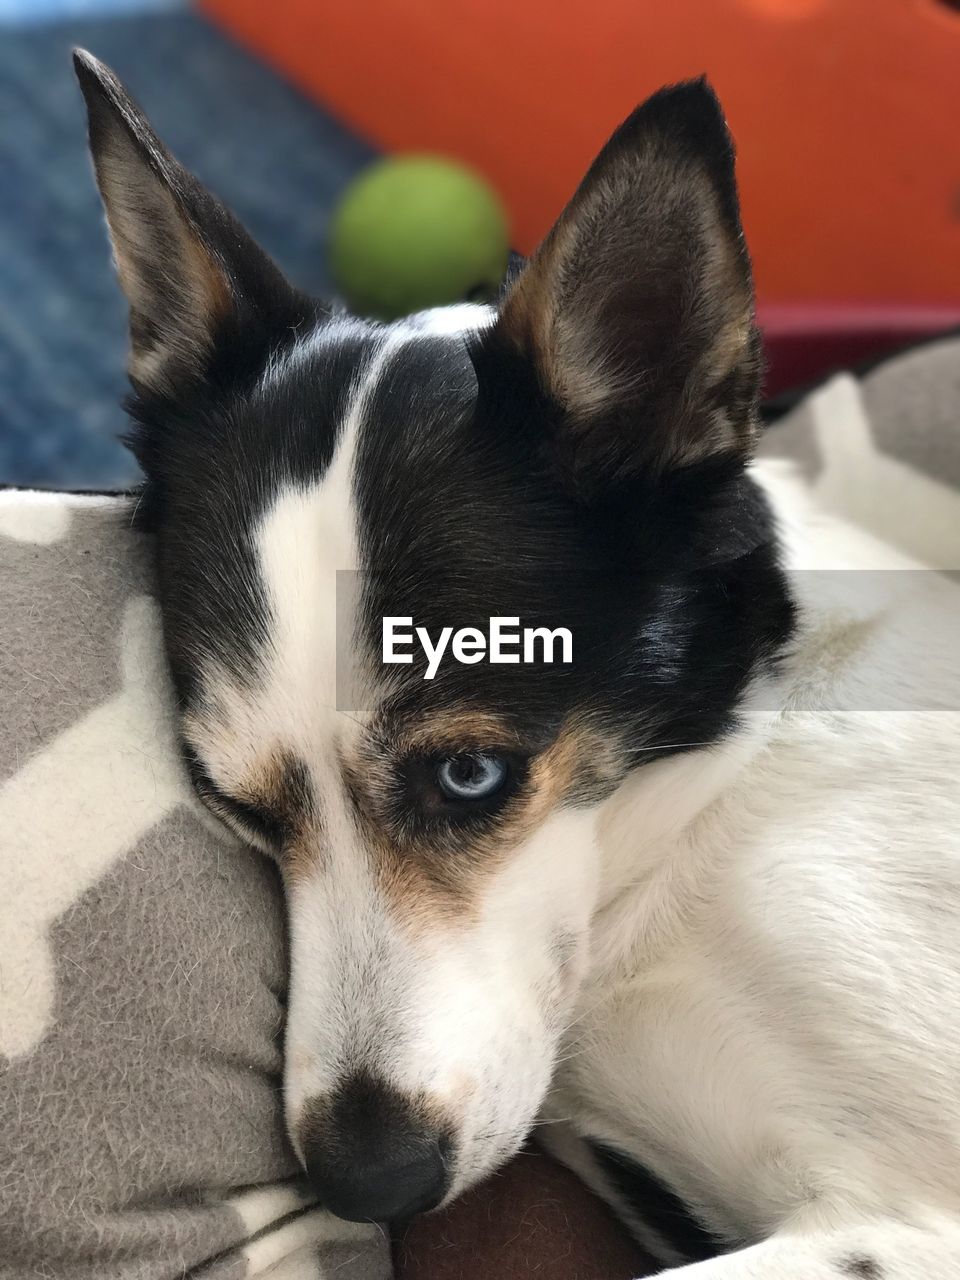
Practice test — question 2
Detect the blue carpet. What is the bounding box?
[0,1,185,23]
[0,12,376,489]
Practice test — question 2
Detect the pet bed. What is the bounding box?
[2,334,959,1278]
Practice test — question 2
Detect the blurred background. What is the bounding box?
[1,0,959,490]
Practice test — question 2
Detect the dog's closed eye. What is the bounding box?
[180,743,306,851]
[205,786,287,849]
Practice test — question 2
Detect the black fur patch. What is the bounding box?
[589,1140,722,1263]
[840,1258,883,1280]
[354,330,794,780]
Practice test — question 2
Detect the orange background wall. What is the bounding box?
[202,0,960,307]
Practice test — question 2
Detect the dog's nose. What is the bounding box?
[305,1129,449,1224]
[298,1073,452,1223]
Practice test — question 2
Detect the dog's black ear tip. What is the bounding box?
[72,48,113,115]
[614,75,731,160]
[644,76,727,133]
[680,73,720,102]
[72,47,101,84]
[72,51,104,139]
[72,48,127,114]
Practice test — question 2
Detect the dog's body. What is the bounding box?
[546,465,960,1276]
[74,52,960,1279]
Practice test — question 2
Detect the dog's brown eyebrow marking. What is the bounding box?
[239,749,328,883]
[239,748,315,827]
[387,708,534,755]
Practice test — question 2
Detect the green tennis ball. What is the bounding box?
[329,155,510,321]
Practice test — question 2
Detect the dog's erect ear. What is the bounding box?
[74,50,307,397]
[489,79,760,479]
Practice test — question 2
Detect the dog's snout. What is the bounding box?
[298,1072,452,1223]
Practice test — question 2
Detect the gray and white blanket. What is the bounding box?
[1,335,958,1278]
[0,505,390,1277]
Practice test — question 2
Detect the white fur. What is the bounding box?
[537,460,960,1277]
[406,302,495,336]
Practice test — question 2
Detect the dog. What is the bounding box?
[75,50,960,1279]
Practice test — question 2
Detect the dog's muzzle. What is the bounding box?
[298,1071,452,1223]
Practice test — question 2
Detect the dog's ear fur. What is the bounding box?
[486,79,761,483]
[74,49,307,398]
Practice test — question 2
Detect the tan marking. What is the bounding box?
[184,677,620,923]
[182,703,320,874]
[283,828,326,886]
[390,710,527,755]
[97,145,232,394]
[437,1070,480,1112]
[344,716,616,934]
[289,1046,315,1075]
[234,747,321,882]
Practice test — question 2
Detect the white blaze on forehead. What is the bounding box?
[255,444,359,721]
[253,333,401,730]
[253,309,497,736]
[406,302,496,336]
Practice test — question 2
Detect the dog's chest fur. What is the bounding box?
[545,466,960,1255]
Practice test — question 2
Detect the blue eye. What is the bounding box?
[436,753,508,801]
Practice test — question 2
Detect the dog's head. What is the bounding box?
[77,50,792,1222]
